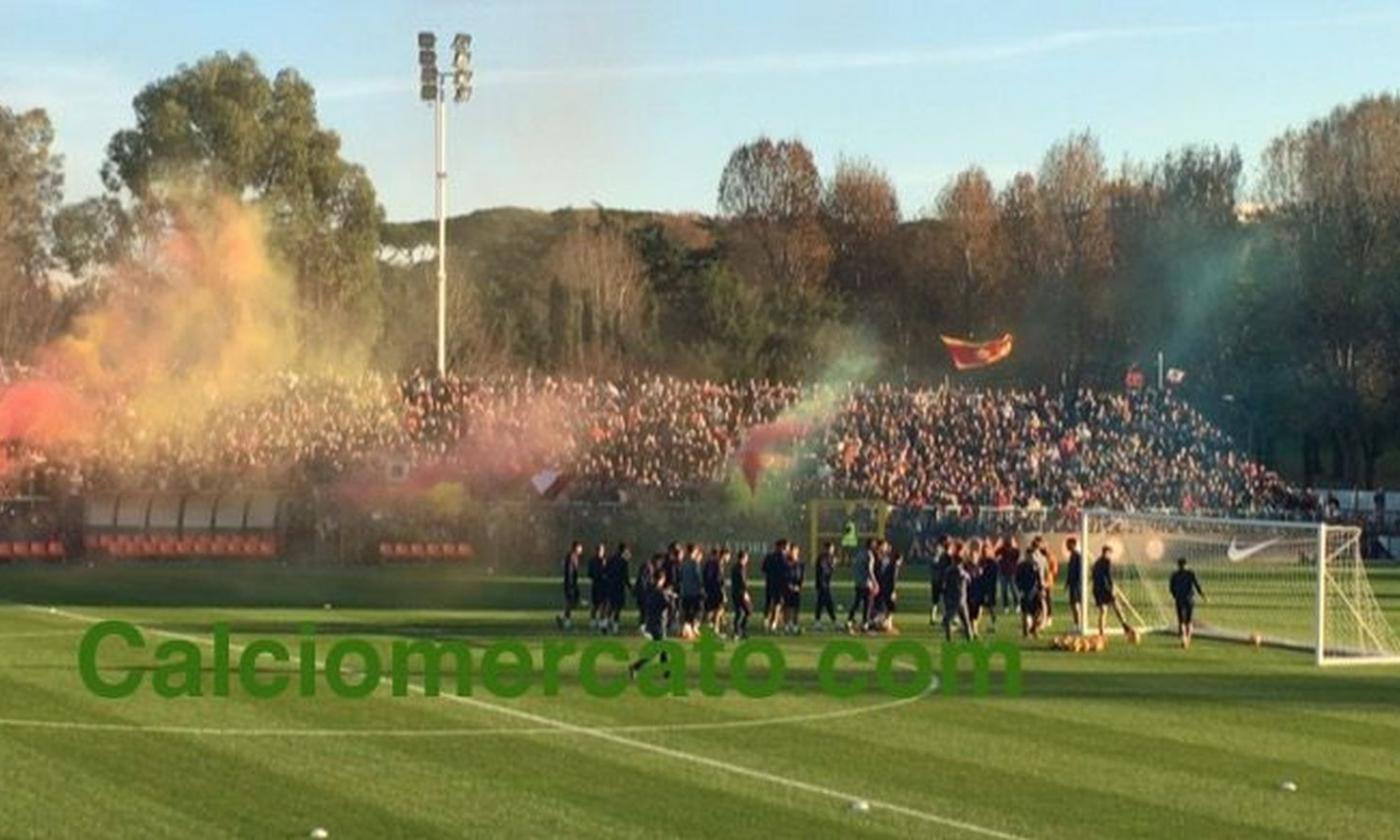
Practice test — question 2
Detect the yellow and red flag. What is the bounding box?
[939,333,1014,370]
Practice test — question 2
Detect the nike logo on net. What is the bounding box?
[1226,537,1283,563]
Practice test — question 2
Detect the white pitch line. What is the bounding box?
[19,604,1027,840]
[0,690,926,738]
[0,630,84,639]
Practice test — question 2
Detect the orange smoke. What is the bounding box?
[40,195,296,417]
[0,380,93,446]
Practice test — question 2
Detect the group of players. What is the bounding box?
[557,532,1209,649]
[558,538,895,641]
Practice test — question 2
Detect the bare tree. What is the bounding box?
[823,155,900,294]
[0,105,64,358]
[934,166,1005,331]
[1037,131,1111,380]
[547,219,648,371]
[717,137,832,291]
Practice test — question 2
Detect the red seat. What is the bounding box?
[0,542,12,559]
[14,542,31,558]
[378,541,392,557]
[426,543,443,558]
[210,535,230,554]
[83,534,99,550]
[46,541,64,558]
[258,538,276,556]
[457,542,474,559]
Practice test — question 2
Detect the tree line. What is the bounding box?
[2,51,1399,485]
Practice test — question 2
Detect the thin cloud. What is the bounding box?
[319,10,1400,101]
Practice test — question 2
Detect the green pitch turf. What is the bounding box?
[1,564,1398,839]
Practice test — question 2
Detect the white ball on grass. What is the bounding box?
[310,828,329,839]
[1279,781,1297,792]
[323,603,332,610]
[850,799,871,813]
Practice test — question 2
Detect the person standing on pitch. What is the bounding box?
[761,539,788,632]
[846,538,877,632]
[996,535,1019,615]
[783,544,805,634]
[1014,547,1044,638]
[702,547,726,633]
[587,543,606,630]
[629,565,675,680]
[941,553,974,642]
[1168,557,1206,648]
[1064,537,1084,631]
[603,542,631,635]
[929,535,952,625]
[678,544,704,638]
[1091,545,1134,639]
[730,550,752,639]
[813,541,838,630]
[557,541,583,630]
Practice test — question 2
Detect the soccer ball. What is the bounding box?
[850,799,871,813]
[1250,632,1263,648]
[310,828,329,839]
[1278,781,1297,792]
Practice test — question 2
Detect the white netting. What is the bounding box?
[1081,510,1400,665]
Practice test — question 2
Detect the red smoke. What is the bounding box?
[738,420,808,493]
[0,379,93,447]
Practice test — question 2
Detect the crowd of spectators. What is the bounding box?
[1,366,1306,516]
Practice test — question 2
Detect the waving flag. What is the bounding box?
[940,333,1014,370]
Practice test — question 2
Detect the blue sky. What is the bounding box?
[4,0,1400,222]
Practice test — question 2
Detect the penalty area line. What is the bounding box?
[21,603,1025,840]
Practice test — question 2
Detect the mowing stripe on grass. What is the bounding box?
[17,603,1025,840]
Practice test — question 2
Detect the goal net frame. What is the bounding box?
[1080,509,1400,667]
[807,499,890,565]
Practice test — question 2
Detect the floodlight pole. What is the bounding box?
[419,30,471,379]
[435,85,448,378]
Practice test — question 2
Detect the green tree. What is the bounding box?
[102,52,383,335]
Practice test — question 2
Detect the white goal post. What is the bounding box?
[1079,509,1400,666]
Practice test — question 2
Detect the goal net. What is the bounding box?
[1081,510,1400,666]
[807,499,890,565]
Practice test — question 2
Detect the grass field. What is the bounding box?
[2,563,1399,839]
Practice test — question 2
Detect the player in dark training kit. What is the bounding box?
[1091,545,1134,639]
[628,565,675,680]
[1014,548,1044,638]
[847,539,877,631]
[941,553,974,641]
[813,541,838,630]
[587,543,607,630]
[1064,537,1084,631]
[603,543,631,635]
[557,541,583,630]
[702,547,726,633]
[1169,557,1206,648]
[730,550,752,639]
[761,539,789,632]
